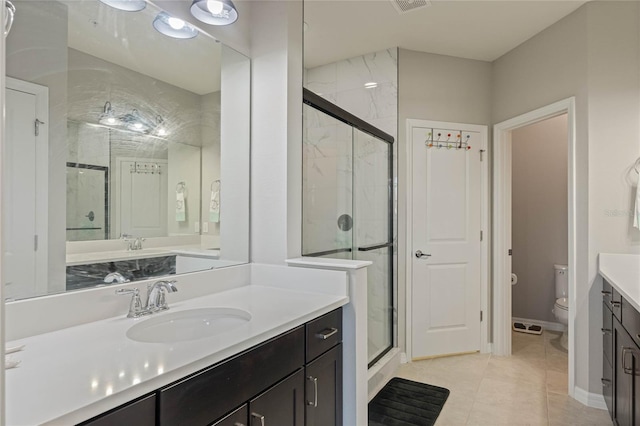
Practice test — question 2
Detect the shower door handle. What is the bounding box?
[415,250,431,259]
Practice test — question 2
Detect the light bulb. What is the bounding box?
[158,128,167,136]
[133,122,143,130]
[106,117,116,125]
[168,17,186,30]
[206,0,224,15]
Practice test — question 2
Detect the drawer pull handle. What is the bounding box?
[601,328,612,335]
[601,378,612,387]
[251,412,265,426]
[316,327,338,340]
[623,347,634,374]
[307,375,318,407]
[602,290,612,295]
[610,301,621,307]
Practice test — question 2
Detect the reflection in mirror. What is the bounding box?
[4,0,250,300]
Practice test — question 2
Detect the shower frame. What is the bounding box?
[302,88,395,368]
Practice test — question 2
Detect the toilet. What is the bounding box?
[552,264,569,349]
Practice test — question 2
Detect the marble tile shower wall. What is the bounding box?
[305,48,397,359]
[304,47,397,251]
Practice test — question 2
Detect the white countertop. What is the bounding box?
[66,245,216,266]
[599,253,640,311]
[6,284,348,425]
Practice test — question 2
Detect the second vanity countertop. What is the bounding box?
[599,253,640,312]
[6,282,348,425]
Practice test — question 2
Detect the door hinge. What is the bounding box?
[480,311,483,322]
[480,149,486,161]
[34,235,38,251]
[480,230,483,241]
[35,119,45,136]
[508,249,513,256]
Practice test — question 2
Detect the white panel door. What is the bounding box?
[4,88,37,299]
[411,126,482,359]
[117,160,168,238]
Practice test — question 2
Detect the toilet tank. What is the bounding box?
[555,264,568,298]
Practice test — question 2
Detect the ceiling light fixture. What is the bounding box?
[98,0,147,12]
[153,12,199,39]
[364,82,378,89]
[190,0,238,26]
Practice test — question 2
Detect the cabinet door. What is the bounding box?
[305,344,342,426]
[615,321,633,426]
[77,394,155,426]
[212,405,248,426]
[249,369,304,426]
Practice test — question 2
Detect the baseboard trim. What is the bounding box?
[512,316,565,332]
[573,386,607,410]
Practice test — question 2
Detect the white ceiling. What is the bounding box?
[64,0,222,95]
[304,0,587,68]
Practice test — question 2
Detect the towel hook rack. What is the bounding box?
[211,179,220,192]
[176,181,186,193]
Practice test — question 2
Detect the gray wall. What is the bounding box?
[397,48,492,353]
[511,114,568,322]
[493,0,640,395]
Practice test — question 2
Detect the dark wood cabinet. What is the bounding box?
[78,308,343,426]
[77,394,155,426]
[604,280,640,426]
[212,405,248,426]
[305,344,342,426]
[249,369,305,426]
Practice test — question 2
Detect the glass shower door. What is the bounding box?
[302,103,354,259]
[302,95,394,367]
[353,129,393,365]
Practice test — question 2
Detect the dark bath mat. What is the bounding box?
[369,377,450,426]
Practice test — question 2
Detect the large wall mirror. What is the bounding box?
[4,0,250,300]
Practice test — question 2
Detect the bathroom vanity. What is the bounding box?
[4,264,349,425]
[599,253,640,425]
[80,308,342,426]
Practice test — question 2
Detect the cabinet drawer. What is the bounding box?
[78,394,155,426]
[603,302,613,366]
[622,297,640,349]
[603,279,613,310]
[610,287,622,321]
[306,308,342,362]
[159,326,304,426]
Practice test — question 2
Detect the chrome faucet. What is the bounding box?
[145,280,178,312]
[122,235,145,251]
[116,280,178,318]
[104,272,130,284]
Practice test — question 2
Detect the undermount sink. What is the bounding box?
[126,307,252,343]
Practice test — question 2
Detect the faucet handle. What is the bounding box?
[116,288,147,318]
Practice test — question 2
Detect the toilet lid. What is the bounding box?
[555,297,568,310]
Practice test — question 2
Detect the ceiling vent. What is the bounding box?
[390,0,431,14]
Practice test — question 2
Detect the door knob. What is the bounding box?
[415,250,431,259]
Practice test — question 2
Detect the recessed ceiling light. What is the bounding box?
[98,0,147,12]
[364,82,378,89]
[153,12,199,39]
[191,0,238,26]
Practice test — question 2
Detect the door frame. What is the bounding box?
[5,77,49,297]
[405,119,490,361]
[492,97,576,396]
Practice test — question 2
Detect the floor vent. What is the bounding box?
[513,321,543,335]
[390,0,431,14]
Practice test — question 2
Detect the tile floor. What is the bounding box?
[395,330,612,425]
